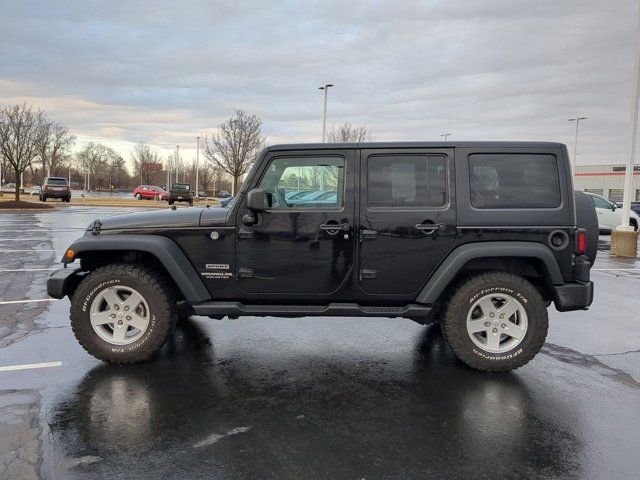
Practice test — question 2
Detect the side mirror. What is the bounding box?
[246,188,267,211]
[611,204,617,211]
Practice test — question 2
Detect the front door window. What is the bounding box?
[258,156,344,209]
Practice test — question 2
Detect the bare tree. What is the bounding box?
[76,142,119,190]
[326,122,372,143]
[35,121,76,181]
[202,109,265,194]
[0,104,49,200]
[131,142,161,185]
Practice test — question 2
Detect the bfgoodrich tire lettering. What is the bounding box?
[442,272,548,372]
[70,263,176,364]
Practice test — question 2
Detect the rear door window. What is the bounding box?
[469,154,561,209]
[367,154,447,208]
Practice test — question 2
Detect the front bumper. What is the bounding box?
[47,268,82,299]
[552,281,594,312]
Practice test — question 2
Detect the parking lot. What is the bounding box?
[0,206,639,479]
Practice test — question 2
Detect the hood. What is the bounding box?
[88,208,206,232]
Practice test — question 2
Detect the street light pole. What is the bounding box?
[620,0,640,234]
[440,133,451,141]
[196,136,200,196]
[319,84,334,142]
[176,145,180,183]
[568,117,587,175]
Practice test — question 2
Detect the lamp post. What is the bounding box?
[568,117,587,175]
[176,145,180,183]
[614,0,640,256]
[440,133,451,141]
[319,84,334,142]
[196,136,200,196]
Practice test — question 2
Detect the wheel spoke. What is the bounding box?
[128,313,147,331]
[503,320,526,340]
[497,300,520,320]
[468,319,488,333]
[122,291,144,313]
[477,297,496,317]
[111,324,128,343]
[486,331,502,350]
[101,288,122,309]
[90,310,113,326]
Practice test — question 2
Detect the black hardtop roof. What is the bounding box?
[267,141,566,151]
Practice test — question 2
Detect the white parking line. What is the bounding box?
[0,298,58,305]
[592,268,640,271]
[0,238,51,241]
[0,361,63,372]
[0,268,58,272]
[0,249,57,252]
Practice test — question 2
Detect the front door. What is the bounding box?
[236,149,356,296]
[358,148,457,295]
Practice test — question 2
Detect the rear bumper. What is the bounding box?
[43,191,70,198]
[552,281,594,312]
[47,268,82,299]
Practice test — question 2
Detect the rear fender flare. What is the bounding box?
[416,242,564,304]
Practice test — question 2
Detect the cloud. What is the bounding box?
[0,0,637,165]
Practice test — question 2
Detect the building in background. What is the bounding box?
[573,164,640,201]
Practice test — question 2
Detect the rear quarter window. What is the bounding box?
[469,154,561,209]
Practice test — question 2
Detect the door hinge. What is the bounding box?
[238,268,254,279]
[360,268,377,280]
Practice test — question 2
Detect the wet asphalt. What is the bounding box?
[0,206,639,480]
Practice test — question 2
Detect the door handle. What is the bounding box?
[415,223,446,235]
[319,223,350,235]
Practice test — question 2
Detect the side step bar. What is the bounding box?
[192,301,431,319]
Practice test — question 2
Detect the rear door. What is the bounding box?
[358,148,456,295]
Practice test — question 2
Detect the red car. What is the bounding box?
[133,185,168,201]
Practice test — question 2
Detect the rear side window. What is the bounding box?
[469,154,561,209]
[367,154,447,208]
[46,178,68,186]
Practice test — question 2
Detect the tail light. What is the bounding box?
[575,229,587,255]
[44,185,49,191]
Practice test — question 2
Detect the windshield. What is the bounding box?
[172,183,190,190]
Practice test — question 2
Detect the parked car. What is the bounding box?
[49,141,596,372]
[134,185,168,201]
[632,202,640,216]
[584,192,639,232]
[197,191,207,199]
[217,190,232,198]
[168,182,193,206]
[40,177,71,202]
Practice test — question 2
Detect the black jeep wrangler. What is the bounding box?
[168,182,193,206]
[47,142,596,372]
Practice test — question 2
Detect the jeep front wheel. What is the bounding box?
[441,272,548,372]
[70,264,176,363]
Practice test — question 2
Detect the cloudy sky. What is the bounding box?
[1,0,638,166]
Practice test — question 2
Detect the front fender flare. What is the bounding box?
[415,241,564,304]
[62,234,211,302]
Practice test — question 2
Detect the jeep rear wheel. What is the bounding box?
[70,264,176,364]
[441,272,548,372]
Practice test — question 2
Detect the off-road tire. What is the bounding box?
[441,271,548,372]
[70,263,176,364]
